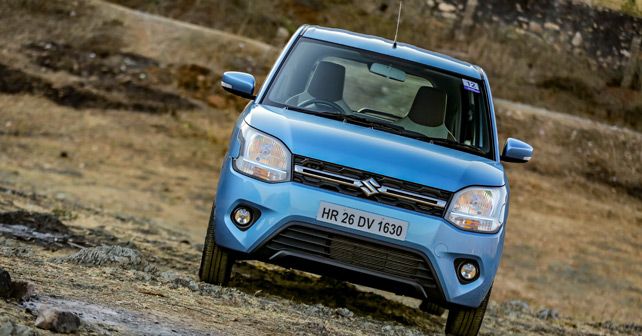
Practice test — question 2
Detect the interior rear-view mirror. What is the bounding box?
[369,63,406,82]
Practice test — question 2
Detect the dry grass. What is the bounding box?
[493,100,642,322]
[0,94,231,236]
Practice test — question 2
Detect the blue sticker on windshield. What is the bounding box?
[462,79,480,93]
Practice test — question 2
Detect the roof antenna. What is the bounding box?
[392,1,402,48]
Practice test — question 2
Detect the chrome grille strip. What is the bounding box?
[294,164,446,209]
[377,186,447,208]
[294,165,361,187]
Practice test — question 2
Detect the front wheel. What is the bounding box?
[198,205,234,285]
[445,288,491,336]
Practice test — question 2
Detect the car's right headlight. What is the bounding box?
[233,122,291,182]
[445,186,507,233]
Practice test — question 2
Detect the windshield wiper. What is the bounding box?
[341,114,406,133]
[282,104,344,121]
[283,105,404,135]
[345,116,486,156]
[282,104,486,156]
[429,138,486,156]
[282,104,397,129]
[392,129,487,156]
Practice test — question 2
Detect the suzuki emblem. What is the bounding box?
[359,177,381,196]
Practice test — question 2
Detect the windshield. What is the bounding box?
[263,38,493,158]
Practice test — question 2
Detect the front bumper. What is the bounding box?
[213,158,503,308]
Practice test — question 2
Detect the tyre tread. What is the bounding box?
[445,288,491,336]
[199,205,233,285]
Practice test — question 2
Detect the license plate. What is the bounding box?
[316,201,408,241]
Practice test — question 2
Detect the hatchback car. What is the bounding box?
[199,25,533,336]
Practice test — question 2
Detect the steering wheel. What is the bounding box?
[298,99,344,114]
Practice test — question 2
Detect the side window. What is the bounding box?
[459,86,489,153]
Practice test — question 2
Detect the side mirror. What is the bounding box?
[501,138,533,163]
[221,71,256,100]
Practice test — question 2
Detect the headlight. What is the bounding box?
[233,122,291,182]
[446,186,507,233]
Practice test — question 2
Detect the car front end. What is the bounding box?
[200,25,533,336]
[214,104,507,308]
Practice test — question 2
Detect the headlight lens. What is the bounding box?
[233,123,291,182]
[446,186,507,233]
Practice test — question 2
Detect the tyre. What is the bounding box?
[420,300,446,316]
[199,205,234,285]
[445,288,491,336]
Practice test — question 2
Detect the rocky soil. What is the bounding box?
[1,194,640,336]
[0,0,640,335]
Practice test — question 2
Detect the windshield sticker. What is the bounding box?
[462,79,480,93]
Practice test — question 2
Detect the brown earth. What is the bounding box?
[0,0,641,334]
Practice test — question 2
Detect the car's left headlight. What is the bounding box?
[233,122,291,182]
[446,186,507,233]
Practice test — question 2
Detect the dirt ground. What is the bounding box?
[0,0,641,335]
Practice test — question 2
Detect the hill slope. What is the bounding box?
[0,0,640,334]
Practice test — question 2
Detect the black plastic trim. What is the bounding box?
[269,250,428,299]
[243,221,448,305]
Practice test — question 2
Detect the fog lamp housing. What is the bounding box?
[455,259,480,283]
[231,206,257,229]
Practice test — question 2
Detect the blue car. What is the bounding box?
[199,25,533,336]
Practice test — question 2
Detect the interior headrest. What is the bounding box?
[307,61,345,102]
[407,86,448,127]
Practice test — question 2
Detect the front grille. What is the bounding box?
[292,155,451,217]
[262,225,438,290]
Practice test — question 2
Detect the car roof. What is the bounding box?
[301,26,482,80]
